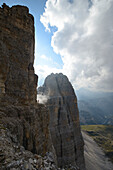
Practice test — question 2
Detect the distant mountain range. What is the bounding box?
[76,89,113,125]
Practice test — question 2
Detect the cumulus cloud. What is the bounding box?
[37,94,49,104]
[40,0,113,92]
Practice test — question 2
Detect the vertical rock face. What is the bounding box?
[0,4,51,169]
[38,73,86,169]
[0,3,37,104]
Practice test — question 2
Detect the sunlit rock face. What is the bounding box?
[38,73,86,169]
[0,4,51,169]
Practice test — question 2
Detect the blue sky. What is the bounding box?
[1,0,113,92]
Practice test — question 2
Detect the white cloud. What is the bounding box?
[40,54,52,61]
[40,0,113,92]
[37,94,49,104]
[35,64,63,85]
[40,54,48,60]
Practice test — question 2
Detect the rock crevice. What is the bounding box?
[38,73,86,169]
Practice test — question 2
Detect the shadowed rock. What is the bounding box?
[0,3,36,104]
[38,73,86,169]
[0,4,51,169]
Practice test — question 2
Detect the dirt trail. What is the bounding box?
[82,131,113,170]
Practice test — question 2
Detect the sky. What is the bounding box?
[0,0,113,92]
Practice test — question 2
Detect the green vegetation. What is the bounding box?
[81,125,113,163]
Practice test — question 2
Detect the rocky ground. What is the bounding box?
[82,131,113,170]
[0,121,79,170]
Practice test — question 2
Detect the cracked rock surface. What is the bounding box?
[38,73,86,169]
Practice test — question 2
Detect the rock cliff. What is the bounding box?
[38,73,86,169]
[0,3,85,170]
[0,3,37,104]
[0,4,51,169]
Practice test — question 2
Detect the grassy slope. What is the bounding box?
[81,125,113,163]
